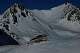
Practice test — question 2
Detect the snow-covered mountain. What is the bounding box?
[0,3,51,44]
[0,3,80,45]
[31,3,80,39]
[0,3,80,41]
[57,4,80,39]
[0,3,80,53]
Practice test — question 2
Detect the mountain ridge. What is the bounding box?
[0,3,80,44]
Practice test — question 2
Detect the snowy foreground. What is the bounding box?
[1,39,80,53]
[0,3,80,53]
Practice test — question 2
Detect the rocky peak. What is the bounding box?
[63,3,80,24]
[3,3,31,19]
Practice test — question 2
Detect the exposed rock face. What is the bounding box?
[27,34,48,45]
[63,3,80,24]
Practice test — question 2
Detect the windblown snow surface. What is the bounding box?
[0,3,80,53]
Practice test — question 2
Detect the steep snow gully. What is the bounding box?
[0,3,80,53]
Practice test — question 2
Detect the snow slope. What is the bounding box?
[0,3,80,53]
